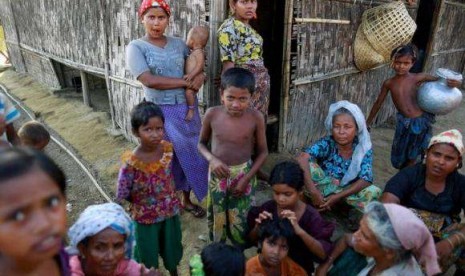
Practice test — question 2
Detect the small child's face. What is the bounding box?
[0,169,66,266]
[221,86,251,116]
[260,237,289,267]
[134,117,165,149]
[272,183,301,210]
[391,55,414,75]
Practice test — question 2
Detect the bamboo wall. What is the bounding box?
[282,0,419,151]
[424,0,465,75]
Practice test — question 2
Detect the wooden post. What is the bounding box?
[80,71,91,107]
[278,0,294,152]
[205,0,228,107]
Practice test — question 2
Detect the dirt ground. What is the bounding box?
[1,67,464,274]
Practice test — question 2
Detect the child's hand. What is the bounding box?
[446,79,462,88]
[184,73,196,82]
[231,177,249,197]
[280,209,304,235]
[209,157,230,179]
[254,211,273,226]
[188,73,206,91]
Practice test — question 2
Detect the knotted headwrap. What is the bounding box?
[67,203,135,258]
[384,203,441,276]
[324,100,372,186]
[139,0,171,17]
[428,129,464,157]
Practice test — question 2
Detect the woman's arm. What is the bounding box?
[221,61,235,74]
[295,152,325,206]
[320,179,370,210]
[380,192,401,204]
[315,234,353,276]
[138,71,188,90]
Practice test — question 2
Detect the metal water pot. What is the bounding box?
[418,68,463,115]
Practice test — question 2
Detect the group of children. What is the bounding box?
[0,42,463,275]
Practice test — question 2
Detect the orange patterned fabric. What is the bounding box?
[246,255,308,276]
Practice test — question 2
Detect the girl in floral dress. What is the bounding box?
[117,101,182,276]
[218,0,270,119]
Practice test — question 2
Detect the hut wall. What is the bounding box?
[282,0,419,151]
[0,0,26,72]
[424,0,465,75]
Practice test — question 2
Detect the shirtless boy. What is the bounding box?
[367,44,462,169]
[198,67,268,247]
[184,26,209,121]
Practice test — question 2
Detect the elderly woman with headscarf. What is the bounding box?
[316,202,441,276]
[382,129,465,274]
[67,203,158,276]
[296,100,381,212]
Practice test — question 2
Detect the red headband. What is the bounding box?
[139,0,171,18]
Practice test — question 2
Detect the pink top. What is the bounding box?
[70,255,149,276]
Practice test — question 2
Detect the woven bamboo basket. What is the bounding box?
[354,1,417,71]
[354,27,385,71]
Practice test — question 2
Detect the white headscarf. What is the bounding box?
[67,203,135,258]
[324,100,372,186]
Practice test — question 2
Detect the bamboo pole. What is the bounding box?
[7,40,105,76]
[279,0,294,152]
[294,18,350,24]
[206,0,228,107]
[80,71,91,107]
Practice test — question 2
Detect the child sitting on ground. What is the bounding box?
[0,148,69,275]
[0,93,20,147]
[117,101,182,276]
[18,120,50,150]
[246,218,307,276]
[189,242,246,276]
[198,67,268,247]
[184,26,209,121]
[247,161,335,275]
[366,44,462,169]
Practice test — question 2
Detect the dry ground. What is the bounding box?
[1,67,464,274]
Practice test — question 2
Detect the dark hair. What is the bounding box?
[220,67,256,95]
[257,218,294,252]
[18,121,51,146]
[201,242,245,276]
[130,101,165,132]
[0,147,66,194]
[269,161,304,191]
[390,44,418,62]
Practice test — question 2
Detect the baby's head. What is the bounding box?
[186,26,209,50]
[18,121,50,151]
[130,101,165,144]
[0,147,67,269]
[192,242,245,276]
[390,44,418,68]
[257,217,294,267]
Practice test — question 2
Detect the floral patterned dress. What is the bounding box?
[218,17,270,117]
[116,140,180,224]
[304,136,381,211]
